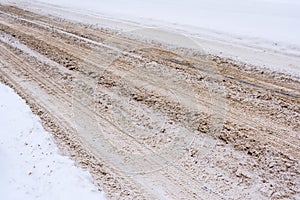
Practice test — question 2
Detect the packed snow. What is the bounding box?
[33,0,300,52]
[2,0,300,75]
[0,83,106,200]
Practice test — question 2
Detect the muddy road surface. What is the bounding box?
[0,4,299,199]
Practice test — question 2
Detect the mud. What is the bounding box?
[0,4,299,199]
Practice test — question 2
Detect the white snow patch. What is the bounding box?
[0,83,106,200]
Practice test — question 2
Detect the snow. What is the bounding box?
[33,0,300,52]
[0,83,106,200]
[2,0,299,75]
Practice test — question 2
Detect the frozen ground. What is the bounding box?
[0,83,106,200]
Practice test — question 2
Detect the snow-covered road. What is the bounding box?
[33,0,300,52]
[5,0,300,75]
[0,83,106,200]
[0,1,299,199]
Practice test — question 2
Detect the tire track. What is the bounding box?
[0,4,299,199]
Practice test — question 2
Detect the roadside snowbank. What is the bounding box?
[0,83,106,200]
